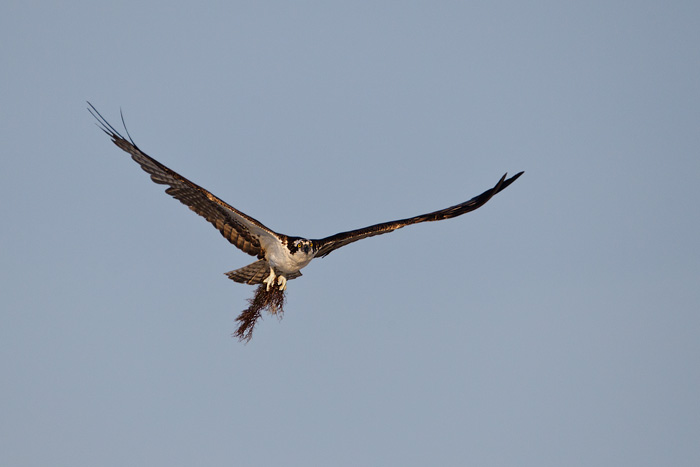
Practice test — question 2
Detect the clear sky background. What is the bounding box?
[2,1,699,466]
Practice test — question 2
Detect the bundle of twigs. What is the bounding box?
[233,285,286,342]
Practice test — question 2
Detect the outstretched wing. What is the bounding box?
[312,171,523,258]
[88,103,279,258]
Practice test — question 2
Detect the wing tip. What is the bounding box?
[87,101,139,148]
[507,171,525,184]
[502,170,524,180]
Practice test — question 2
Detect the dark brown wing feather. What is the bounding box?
[88,103,278,258]
[313,171,524,258]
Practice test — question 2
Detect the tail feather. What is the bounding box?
[225,259,269,284]
[225,259,302,285]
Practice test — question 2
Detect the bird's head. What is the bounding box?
[290,238,314,256]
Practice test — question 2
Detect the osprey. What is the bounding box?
[89,104,523,291]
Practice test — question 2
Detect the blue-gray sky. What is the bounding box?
[2,1,699,466]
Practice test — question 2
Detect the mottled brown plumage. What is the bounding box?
[96,110,272,259]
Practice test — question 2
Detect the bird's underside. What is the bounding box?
[89,103,523,291]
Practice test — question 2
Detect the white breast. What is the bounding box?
[263,239,314,275]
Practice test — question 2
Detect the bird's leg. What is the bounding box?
[277,275,287,291]
[263,267,277,291]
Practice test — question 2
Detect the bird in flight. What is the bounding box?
[89,103,523,292]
